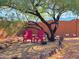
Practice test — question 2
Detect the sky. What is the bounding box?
[0,8,77,21]
[45,11,77,21]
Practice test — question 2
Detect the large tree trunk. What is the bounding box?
[35,10,58,41]
[48,24,58,41]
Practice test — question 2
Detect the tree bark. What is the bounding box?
[35,10,56,41]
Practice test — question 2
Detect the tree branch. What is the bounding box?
[50,21,58,25]
[35,10,49,25]
[25,10,37,16]
[52,3,56,21]
[27,21,44,30]
[56,12,62,21]
[28,20,51,40]
[47,2,56,20]
[53,25,58,34]
[56,8,65,21]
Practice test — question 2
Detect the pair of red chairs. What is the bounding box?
[23,29,45,43]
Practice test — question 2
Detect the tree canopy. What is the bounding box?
[0,0,79,18]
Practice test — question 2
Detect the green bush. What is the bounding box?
[0,19,26,36]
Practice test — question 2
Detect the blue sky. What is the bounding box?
[0,8,77,21]
[45,11,77,21]
[60,11,77,20]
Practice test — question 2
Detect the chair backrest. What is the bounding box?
[38,30,45,38]
[24,29,32,38]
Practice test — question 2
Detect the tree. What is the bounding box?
[0,0,78,41]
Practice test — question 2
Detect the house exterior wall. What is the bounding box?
[39,20,79,37]
[56,20,79,37]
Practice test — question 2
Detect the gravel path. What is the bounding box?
[60,40,79,59]
[0,42,57,58]
[61,45,79,59]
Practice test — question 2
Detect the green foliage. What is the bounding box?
[0,0,79,15]
[0,0,8,6]
[0,19,26,36]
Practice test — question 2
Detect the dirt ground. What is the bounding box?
[0,38,79,59]
[48,40,79,59]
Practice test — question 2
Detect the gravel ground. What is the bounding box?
[0,41,57,59]
[61,45,79,59]
[48,40,79,59]
[1,39,79,59]
[60,40,79,59]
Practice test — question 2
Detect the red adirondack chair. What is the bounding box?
[23,29,32,42]
[37,30,45,42]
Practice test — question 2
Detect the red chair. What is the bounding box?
[23,29,32,42]
[32,34,37,42]
[37,30,45,42]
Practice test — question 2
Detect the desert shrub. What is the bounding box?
[0,19,26,37]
